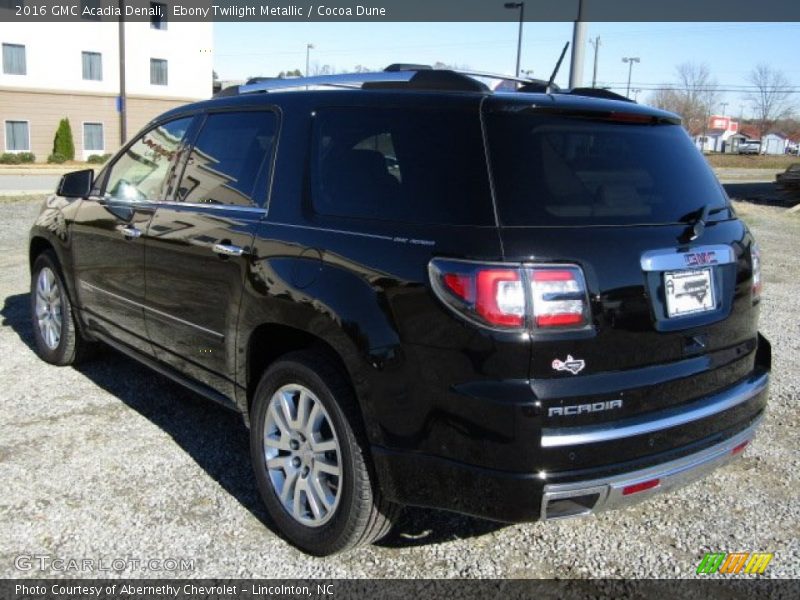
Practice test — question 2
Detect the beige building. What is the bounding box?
[1,17,213,161]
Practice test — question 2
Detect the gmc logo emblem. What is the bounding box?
[684,251,717,266]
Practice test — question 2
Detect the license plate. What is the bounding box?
[664,268,715,317]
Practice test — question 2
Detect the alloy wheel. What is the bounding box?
[263,384,342,527]
[35,267,63,350]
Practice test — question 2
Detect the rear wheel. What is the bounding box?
[30,251,90,365]
[250,350,398,555]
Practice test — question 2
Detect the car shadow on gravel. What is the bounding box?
[1,291,506,550]
[723,182,800,207]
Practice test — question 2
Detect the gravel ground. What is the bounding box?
[0,195,798,580]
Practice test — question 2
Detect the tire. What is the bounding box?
[250,350,399,555]
[30,250,91,365]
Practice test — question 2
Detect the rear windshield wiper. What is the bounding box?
[680,203,729,243]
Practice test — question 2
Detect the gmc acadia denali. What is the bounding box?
[29,67,770,555]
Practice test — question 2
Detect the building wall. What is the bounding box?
[0,88,196,160]
[0,20,212,160]
[762,135,787,155]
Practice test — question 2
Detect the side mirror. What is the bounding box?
[57,169,94,198]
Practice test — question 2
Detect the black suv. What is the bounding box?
[29,67,770,556]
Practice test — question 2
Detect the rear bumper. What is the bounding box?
[540,370,768,449]
[540,414,762,520]
[372,369,768,522]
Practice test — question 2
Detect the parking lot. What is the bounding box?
[0,193,798,579]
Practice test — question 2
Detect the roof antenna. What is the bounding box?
[546,42,570,94]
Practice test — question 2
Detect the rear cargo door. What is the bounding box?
[484,98,762,423]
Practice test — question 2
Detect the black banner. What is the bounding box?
[2,579,799,600]
[1,0,800,23]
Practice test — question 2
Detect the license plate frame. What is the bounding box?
[664,268,715,318]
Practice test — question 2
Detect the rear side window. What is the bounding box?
[310,107,493,226]
[486,113,729,226]
[177,111,277,207]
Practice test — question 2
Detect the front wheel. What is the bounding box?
[30,251,90,365]
[250,351,398,555]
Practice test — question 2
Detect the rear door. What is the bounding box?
[483,100,762,426]
[71,116,193,355]
[143,109,279,396]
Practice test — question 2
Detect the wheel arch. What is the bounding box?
[243,322,367,429]
[29,235,56,272]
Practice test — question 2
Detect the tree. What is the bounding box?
[648,62,718,136]
[53,118,75,161]
[747,64,794,138]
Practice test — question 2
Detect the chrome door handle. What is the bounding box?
[212,243,244,257]
[120,226,142,239]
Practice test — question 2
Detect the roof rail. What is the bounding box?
[238,71,414,94]
[237,69,492,95]
[230,65,642,104]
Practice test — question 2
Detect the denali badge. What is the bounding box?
[552,354,585,375]
[549,399,623,417]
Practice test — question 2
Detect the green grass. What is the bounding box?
[706,154,799,170]
[0,193,47,204]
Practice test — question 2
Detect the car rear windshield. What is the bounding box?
[485,112,730,226]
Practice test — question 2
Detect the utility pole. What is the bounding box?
[118,0,127,145]
[622,57,640,98]
[589,36,601,88]
[720,102,729,116]
[568,0,586,88]
[305,43,315,77]
[504,3,524,78]
[631,88,641,102]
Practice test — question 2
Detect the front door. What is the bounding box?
[71,116,194,355]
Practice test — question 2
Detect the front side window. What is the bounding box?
[83,122,104,152]
[177,111,277,207]
[150,58,168,85]
[82,51,102,81]
[5,120,30,151]
[310,107,493,225]
[2,43,26,75]
[103,117,191,202]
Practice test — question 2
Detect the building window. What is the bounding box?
[5,121,30,152]
[150,2,167,29]
[2,43,26,75]
[83,123,104,153]
[82,51,102,81]
[80,0,102,20]
[150,58,168,85]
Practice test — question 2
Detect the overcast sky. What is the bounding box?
[214,21,800,117]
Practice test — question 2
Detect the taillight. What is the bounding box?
[529,267,590,328]
[433,261,525,329]
[429,259,590,332]
[751,243,762,302]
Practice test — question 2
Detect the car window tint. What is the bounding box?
[176,111,277,207]
[104,117,191,202]
[486,113,729,226]
[311,107,493,225]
